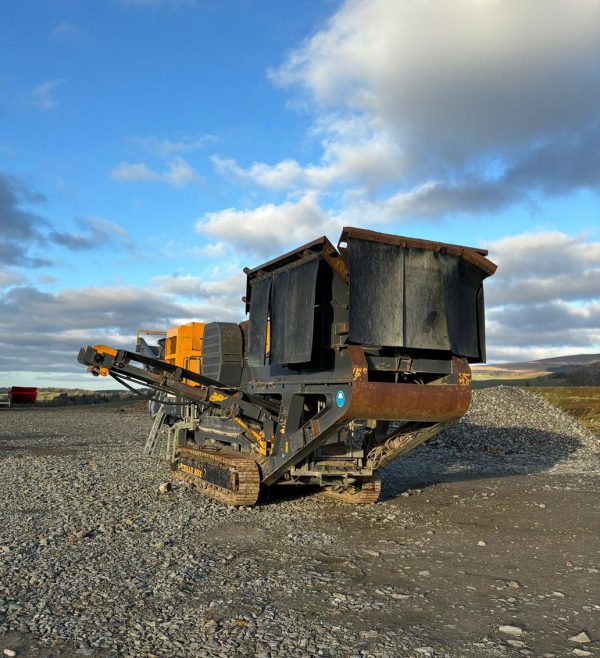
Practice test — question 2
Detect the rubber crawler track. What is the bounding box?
[323,475,382,504]
[172,447,261,507]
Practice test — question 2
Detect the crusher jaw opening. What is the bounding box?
[77,227,496,506]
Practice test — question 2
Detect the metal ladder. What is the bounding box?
[144,408,189,465]
[144,407,167,456]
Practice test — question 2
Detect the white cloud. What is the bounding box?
[31,79,65,111]
[0,274,245,378]
[152,272,244,299]
[213,115,404,192]
[486,232,600,279]
[111,161,160,183]
[199,241,227,258]
[483,230,600,360]
[210,0,599,223]
[272,0,599,167]
[195,193,341,256]
[487,301,600,353]
[212,155,309,190]
[166,157,200,186]
[111,157,200,186]
[159,239,229,261]
[485,231,600,305]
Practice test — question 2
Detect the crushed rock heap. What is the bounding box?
[418,386,598,469]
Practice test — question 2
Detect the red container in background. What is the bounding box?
[9,387,38,405]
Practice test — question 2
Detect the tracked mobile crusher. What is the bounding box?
[78,227,496,506]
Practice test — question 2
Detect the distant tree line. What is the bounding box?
[548,363,600,386]
[36,390,147,407]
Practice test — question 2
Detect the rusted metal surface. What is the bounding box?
[243,235,343,311]
[244,235,331,275]
[339,226,497,275]
[322,246,349,283]
[365,422,449,469]
[345,346,472,423]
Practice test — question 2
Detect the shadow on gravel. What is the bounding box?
[0,434,91,457]
[380,423,582,501]
[259,483,322,506]
[257,424,584,506]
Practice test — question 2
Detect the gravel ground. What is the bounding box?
[0,388,599,658]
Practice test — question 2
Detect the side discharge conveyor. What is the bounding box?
[78,227,497,506]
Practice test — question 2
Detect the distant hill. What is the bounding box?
[477,353,600,373]
[473,353,600,387]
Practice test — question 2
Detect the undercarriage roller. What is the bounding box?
[173,447,261,507]
[323,475,382,504]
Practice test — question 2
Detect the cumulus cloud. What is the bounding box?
[0,285,179,374]
[484,230,600,361]
[333,125,600,223]
[2,285,183,335]
[273,0,599,167]
[152,272,244,299]
[0,279,243,375]
[487,302,600,357]
[31,79,65,111]
[110,162,160,183]
[486,231,600,296]
[0,172,133,267]
[195,193,342,256]
[50,217,133,251]
[199,241,227,258]
[0,173,54,267]
[212,156,309,190]
[166,158,201,186]
[212,116,404,193]
[111,157,200,186]
[212,0,599,223]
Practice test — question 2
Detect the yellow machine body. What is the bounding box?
[165,322,205,384]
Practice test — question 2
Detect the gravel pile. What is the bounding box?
[392,386,599,479]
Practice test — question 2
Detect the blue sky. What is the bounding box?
[1,0,332,284]
[1,0,599,388]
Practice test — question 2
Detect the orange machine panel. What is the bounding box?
[165,322,205,383]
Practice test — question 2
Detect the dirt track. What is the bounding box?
[0,402,599,657]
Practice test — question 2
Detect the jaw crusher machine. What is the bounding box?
[78,227,496,506]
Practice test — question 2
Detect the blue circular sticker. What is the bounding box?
[335,390,345,408]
